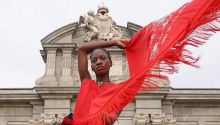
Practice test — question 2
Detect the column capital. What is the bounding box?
[61,48,74,55]
[45,48,57,54]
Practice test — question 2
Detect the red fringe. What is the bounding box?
[160,0,220,74]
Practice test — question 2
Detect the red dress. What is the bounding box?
[70,0,220,124]
[73,79,116,124]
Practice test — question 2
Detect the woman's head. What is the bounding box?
[90,48,112,76]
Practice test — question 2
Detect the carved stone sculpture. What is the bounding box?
[151,114,165,125]
[79,10,98,42]
[79,4,122,42]
[133,113,150,125]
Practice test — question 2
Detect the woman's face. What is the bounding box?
[90,49,112,76]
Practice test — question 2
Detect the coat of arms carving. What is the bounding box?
[79,4,122,42]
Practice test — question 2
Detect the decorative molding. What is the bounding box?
[151,114,165,125]
[133,113,150,125]
[133,113,176,125]
[29,113,67,125]
[198,121,206,125]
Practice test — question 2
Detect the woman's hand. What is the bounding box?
[114,39,130,49]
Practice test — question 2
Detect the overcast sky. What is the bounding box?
[0,0,219,88]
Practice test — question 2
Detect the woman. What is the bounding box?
[75,40,127,125]
[62,40,127,125]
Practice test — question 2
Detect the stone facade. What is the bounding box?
[1,88,220,125]
[0,6,220,125]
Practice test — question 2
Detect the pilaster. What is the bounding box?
[45,48,57,77]
[162,101,175,119]
[59,48,73,86]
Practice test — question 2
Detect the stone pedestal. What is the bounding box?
[44,100,70,114]
[35,87,74,115]
[134,88,171,125]
[135,88,170,114]
[36,48,58,87]
[36,76,58,87]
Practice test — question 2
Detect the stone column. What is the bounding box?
[122,52,129,80]
[45,48,57,77]
[59,48,73,86]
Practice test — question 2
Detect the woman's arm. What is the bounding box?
[78,39,127,82]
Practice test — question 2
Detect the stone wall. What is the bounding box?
[1,88,220,125]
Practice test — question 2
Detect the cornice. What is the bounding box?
[41,22,78,45]
[165,88,220,100]
[0,88,40,101]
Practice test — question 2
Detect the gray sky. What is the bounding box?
[0,0,219,88]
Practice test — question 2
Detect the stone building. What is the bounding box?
[0,6,220,125]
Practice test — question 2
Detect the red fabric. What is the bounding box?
[73,79,116,122]
[72,0,220,124]
[62,118,72,125]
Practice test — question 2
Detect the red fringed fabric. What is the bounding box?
[73,0,220,124]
